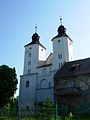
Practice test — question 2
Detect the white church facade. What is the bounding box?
[19,20,73,110]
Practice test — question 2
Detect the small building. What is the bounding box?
[54,58,90,115]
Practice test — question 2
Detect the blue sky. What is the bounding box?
[1,0,90,96]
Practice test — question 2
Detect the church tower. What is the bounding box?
[52,18,73,70]
[23,27,46,74]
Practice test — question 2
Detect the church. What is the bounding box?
[19,19,73,111]
[19,19,90,115]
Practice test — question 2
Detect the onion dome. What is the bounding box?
[57,25,66,36]
[25,26,46,49]
[32,33,40,44]
[52,18,69,40]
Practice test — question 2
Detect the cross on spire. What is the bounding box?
[35,24,37,33]
[60,17,62,25]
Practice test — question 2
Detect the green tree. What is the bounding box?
[36,98,55,120]
[0,65,18,107]
[35,98,62,120]
[5,97,19,117]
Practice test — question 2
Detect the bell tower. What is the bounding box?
[52,18,73,70]
[23,26,46,74]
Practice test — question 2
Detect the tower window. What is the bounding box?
[28,61,31,65]
[58,40,60,42]
[59,63,61,68]
[58,54,62,59]
[28,69,31,74]
[59,63,63,68]
[28,53,31,57]
[26,81,29,88]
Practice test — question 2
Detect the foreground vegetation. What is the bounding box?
[0,98,90,120]
[0,65,18,108]
[0,114,90,120]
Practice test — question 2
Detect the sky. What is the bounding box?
[1,0,90,96]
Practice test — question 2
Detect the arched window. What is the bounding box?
[40,79,48,88]
[26,81,29,88]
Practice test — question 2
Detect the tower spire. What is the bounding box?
[35,24,37,33]
[57,17,66,35]
[60,17,62,25]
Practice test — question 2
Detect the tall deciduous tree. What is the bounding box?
[0,65,18,107]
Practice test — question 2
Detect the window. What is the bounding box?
[26,81,29,88]
[59,63,61,68]
[42,68,47,75]
[28,69,31,74]
[28,53,31,57]
[28,61,31,65]
[59,63,63,68]
[58,54,62,59]
[40,79,48,88]
[30,47,32,49]
[49,67,52,73]
[58,40,60,42]
[70,64,80,71]
[41,49,43,51]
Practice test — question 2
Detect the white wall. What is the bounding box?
[37,65,52,76]
[39,45,46,61]
[19,74,37,109]
[67,38,73,61]
[52,36,73,70]
[35,71,54,103]
[23,44,46,75]
[19,71,55,109]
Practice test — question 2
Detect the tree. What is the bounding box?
[5,97,19,117]
[0,65,18,107]
[36,98,55,120]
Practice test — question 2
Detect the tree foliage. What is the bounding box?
[5,97,19,117]
[36,98,55,120]
[0,65,18,107]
